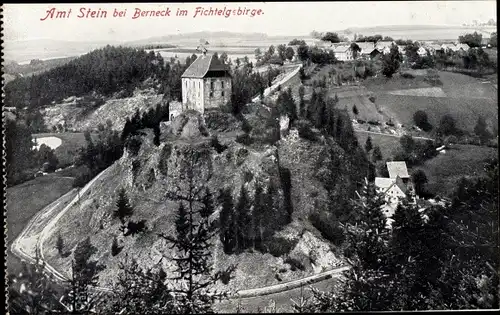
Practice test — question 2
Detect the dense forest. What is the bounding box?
[4,45,186,109]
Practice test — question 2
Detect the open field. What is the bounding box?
[374,93,497,132]
[6,174,75,276]
[355,131,404,159]
[418,144,497,197]
[363,73,433,91]
[6,174,75,245]
[33,132,93,167]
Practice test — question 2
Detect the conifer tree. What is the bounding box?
[372,146,383,162]
[298,85,306,118]
[365,136,373,152]
[253,183,266,245]
[235,185,252,251]
[160,147,233,312]
[56,234,65,256]
[114,187,134,225]
[218,188,237,254]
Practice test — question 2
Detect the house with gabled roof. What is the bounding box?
[355,42,376,58]
[333,45,353,61]
[387,161,410,182]
[181,48,232,114]
[456,43,470,52]
[374,161,416,220]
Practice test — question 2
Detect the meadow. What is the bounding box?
[418,144,497,197]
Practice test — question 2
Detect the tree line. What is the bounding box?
[4,45,189,110]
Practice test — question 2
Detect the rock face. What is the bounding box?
[42,108,361,292]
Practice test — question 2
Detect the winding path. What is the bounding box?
[10,164,350,298]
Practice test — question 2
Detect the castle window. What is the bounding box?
[210,91,213,98]
[221,81,225,89]
[210,79,215,91]
[221,91,224,97]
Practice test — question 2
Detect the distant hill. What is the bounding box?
[340,24,496,41]
[3,38,123,64]
[126,31,270,46]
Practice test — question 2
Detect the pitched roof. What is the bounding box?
[333,45,351,53]
[375,177,396,190]
[393,176,408,194]
[387,161,410,179]
[376,41,395,49]
[456,43,470,50]
[181,53,230,78]
[427,44,443,50]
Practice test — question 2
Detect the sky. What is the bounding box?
[3,1,497,42]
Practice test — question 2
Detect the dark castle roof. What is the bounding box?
[181,53,230,79]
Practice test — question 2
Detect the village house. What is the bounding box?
[375,41,395,54]
[375,161,415,219]
[333,45,354,61]
[417,46,428,57]
[355,42,376,58]
[180,48,232,114]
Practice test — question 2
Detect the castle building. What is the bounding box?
[180,49,232,114]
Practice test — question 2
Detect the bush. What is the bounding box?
[210,135,228,153]
[401,72,416,79]
[309,211,345,246]
[284,256,306,271]
[125,135,142,156]
[367,120,380,126]
[258,236,298,257]
[369,95,376,103]
[297,120,318,142]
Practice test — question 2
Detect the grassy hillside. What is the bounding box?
[418,144,497,197]
[366,70,498,132]
[6,174,75,245]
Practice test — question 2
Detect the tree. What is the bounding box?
[297,44,310,62]
[34,143,59,172]
[489,32,497,47]
[352,104,359,117]
[277,44,287,61]
[111,236,122,256]
[8,256,65,314]
[372,146,383,162]
[160,147,233,312]
[382,44,402,78]
[218,188,237,254]
[285,46,295,61]
[5,119,35,186]
[289,38,307,46]
[350,43,361,59]
[220,52,229,64]
[321,32,341,43]
[474,116,491,143]
[235,185,252,250]
[114,187,134,226]
[65,237,104,313]
[399,135,415,154]
[459,32,483,48]
[365,136,373,152]
[104,257,175,314]
[298,85,306,117]
[437,114,457,136]
[276,88,298,123]
[411,169,428,196]
[413,110,432,131]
